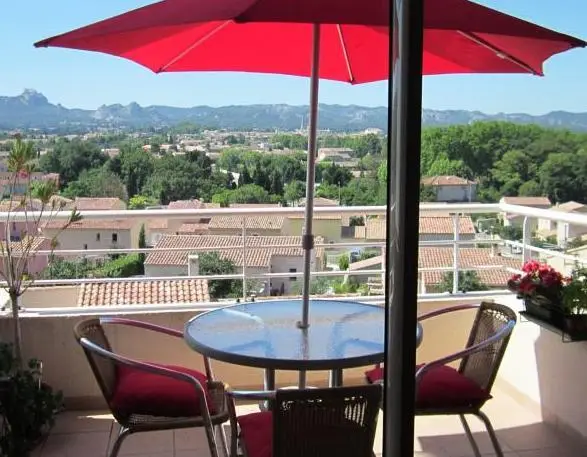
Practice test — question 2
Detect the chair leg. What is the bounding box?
[109,426,130,457]
[205,421,221,457]
[459,414,482,457]
[216,423,229,457]
[474,411,505,457]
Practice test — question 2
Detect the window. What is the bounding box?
[289,268,297,281]
[112,233,118,243]
[96,233,101,242]
[11,222,16,231]
[83,244,88,250]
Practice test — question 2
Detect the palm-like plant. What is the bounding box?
[0,136,80,367]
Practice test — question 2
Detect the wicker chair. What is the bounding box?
[366,302,517,457]
[226,385,382,457]
[74,317,230,457]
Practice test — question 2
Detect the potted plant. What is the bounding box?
[0,135,80,456]
[508,260,587,339]
[507,260,565,325]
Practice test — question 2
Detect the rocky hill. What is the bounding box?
[2,89,587,132]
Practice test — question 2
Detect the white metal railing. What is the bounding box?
[0,201,586,316]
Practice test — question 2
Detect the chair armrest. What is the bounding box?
[100,317,215,380]
[417,304,480,322]
[415,319,515,383]
[100,317,183,338]
[226,390,277,401]
[80,337,215,421]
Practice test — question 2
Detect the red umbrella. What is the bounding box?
[36,0,583,80]
[35,0,584,335]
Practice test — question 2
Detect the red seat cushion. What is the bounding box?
[365,364,490,409]
[111,363,214,417]
[416,364,490,409]
[365,366,383,384]
[238,411,273,457]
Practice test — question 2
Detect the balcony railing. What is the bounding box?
[2,201,587,316]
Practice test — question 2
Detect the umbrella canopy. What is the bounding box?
[36,0,585,80]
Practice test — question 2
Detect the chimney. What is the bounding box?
[188,254,199,276]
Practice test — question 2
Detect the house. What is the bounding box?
[284,213,343,243]
[317,148,354,163]
[69,197,127,211]
[0,172,60,196]
[207,215,285,236]
[77,279,210,306]
[353,216,476,244]
[146,199,216,245]
[42,219,141,253]
[299,197,339,207]
[500,196,552,230]
[144,235,324,296]
[550,201,587,246]
[421,176,477,202]
[348,247,519,293]
[0,236,52,277]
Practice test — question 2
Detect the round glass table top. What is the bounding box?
[184,299,388,370]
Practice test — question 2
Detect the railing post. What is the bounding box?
[522,216,531,264]
[242,216,247,300]
[452,213,460,294]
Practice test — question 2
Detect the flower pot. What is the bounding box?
[523,298,564,327]
[562,315,587,340]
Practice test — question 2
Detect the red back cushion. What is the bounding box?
[238,411,273,457]
[112,363,214,417]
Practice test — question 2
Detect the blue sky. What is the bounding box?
[1,0,586,113]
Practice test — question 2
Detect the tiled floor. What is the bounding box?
[33,387,584,457]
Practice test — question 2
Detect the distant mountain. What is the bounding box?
[2,89,587,132]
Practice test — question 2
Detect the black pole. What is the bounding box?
[383,0,424,456]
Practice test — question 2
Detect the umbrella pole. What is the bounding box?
[298,23,321,333]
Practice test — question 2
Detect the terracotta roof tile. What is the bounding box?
[421,176,476,186]
[0,236,51,256]
[355,216,475,240]
[43,219,136,230]
[419,247,520,287]
[167,199,205,209]
[501,196,551,207]
[178,223,210,234]
[208,215,284,230]
[349,248,519,287]
[146,235,324,268]
[553,201,587,212]
[71,198,126,210]
[77,279,210,306]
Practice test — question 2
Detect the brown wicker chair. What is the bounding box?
[74,317,230,457]
[367,302,516,457]
[226,385,382,457]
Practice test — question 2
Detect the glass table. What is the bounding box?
[184,299,423,389]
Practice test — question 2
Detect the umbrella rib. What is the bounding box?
[157,20,232,73]
[336,25,355,83]
[457,30,541,76]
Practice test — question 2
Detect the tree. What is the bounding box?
[143,156,206,204]
[439,271,488,293]
[1,136,81,366]
[115,143,155,197]
[138,224,146,268]
[62,168,128,201]
[128,194,158,209]
[338,254,350,271]
[39,139,108,186]
[198,252,240,299]
[420,184,436,202]
[284,180,305,205]
[212,184,274,205]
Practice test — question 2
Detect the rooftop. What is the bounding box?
[355,216,476,240]
[207,215,285,230]
[421,175,476,186]
[145,235,324,267]
[69,197,126,211]
[501,196,552,207]
[77,279,210,307]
